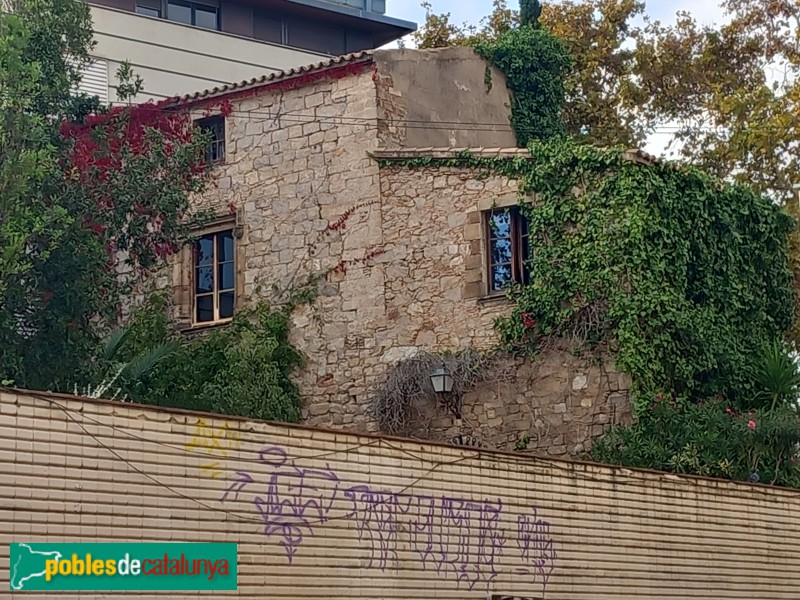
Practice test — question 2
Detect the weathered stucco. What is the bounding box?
[151,51,631,457]
[372,47,516,149]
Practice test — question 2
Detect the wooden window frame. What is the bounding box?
[195,115,226,165]
[484,206,530,295]
[192,225,236,326]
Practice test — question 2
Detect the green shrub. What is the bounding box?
[96,297,303,423]
[591,397,800,488]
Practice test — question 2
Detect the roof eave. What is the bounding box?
[280,0,416,33]
[162,51,375,108]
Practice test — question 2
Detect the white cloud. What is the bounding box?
[646,0,727,25]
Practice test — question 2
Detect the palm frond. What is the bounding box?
[122,342,180,382]
[102,327,132,362]
[754,339,800,411]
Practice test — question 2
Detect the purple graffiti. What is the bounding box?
[440,498,506,590]
[516,508,557,593]
[343,489,505,591]
[251,446,341,563]
[221,471,254,503]
[221,447,341,563]
[219,446,557,594]
[344,485,404,570]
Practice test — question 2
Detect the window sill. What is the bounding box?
[477,293,511,305]
[178,319,234,336]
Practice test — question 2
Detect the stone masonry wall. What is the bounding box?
[164,62,385,329]
[405,350,632,456]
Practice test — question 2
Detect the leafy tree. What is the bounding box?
[412,0,800,199]
[519,0,542,28]
[0,0,211,390]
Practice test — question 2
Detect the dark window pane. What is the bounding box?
[518,211,529,236]
[196,295,214,323]
[195,6,218,30]
[207,138,224,163]
[254,11,283,43]
[286,18,345,54]
[217,231,234,262]
[196,236,214,266]
[491,238,513,265]
[196,116,225,163]
[196,266,214,294]
[219,292,235,319]
[491,264,513,291]
[136,5,161,17]
[167,2,192,24]
[489,211,511,239]
[520,234,531,284]
[208,119,224,142]
[218,262,234,291]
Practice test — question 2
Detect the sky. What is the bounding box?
[389,0,728,32]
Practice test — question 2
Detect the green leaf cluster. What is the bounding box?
[494,139,794,412]
[591,398,800,488]
[0,1,210,390]
[475,23,571,146]
[95,297,303,423]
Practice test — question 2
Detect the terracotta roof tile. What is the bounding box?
[166,50,374,106]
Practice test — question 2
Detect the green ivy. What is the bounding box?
[475,24,571,146]
[506,141,793,412]
[380,139,795,416]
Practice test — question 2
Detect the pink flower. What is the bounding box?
[747,419,757,430]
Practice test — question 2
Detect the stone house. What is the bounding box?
[155,47,632,457]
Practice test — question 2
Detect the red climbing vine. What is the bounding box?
[60,102,212,272]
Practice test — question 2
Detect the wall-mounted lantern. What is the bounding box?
[430,366,454,394]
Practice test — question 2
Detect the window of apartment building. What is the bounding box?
[253,10,347,54]
[485,207,530,293]
[286,18,346,55]
[194,229,236,324]
[253,11,283,44]
[195,115,225,164]
[135,1,161,18]
[167,0,219,30]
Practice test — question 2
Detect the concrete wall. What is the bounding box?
[85,3,325,102]
[2,389,800,599]
[373,47,516,149]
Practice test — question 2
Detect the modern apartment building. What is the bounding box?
[81,0,415,102]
